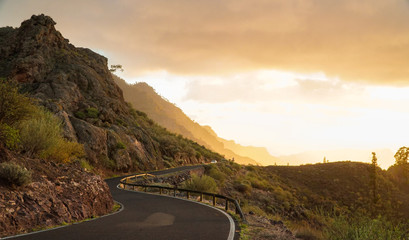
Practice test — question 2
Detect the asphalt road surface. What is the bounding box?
[7,165,235,240]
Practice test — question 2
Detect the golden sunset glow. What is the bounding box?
[2,0,409,168]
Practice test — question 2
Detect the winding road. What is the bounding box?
[7,166,236,240]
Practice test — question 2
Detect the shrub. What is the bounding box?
[0,123,20,150]
[79,159,93,171]
[74,108,99,119]
[40,138,85,163]
[74,111,86,119]
[19,108,85,162]
[0,80,35,125]
[234,181,252,194]
[102,156,116,170]
[86,107,99,118]
[0,162,31,186]
[116,141,126,149]
[183,174,218,193]
[19,109,63,156]
[207,167,226,183]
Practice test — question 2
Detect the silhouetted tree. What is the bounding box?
[370,152,379,215]
[394,147,409,165]
[109,64,124,72]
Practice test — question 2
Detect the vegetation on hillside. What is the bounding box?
[0,77,222,175]
[0,162,32,187]
[127,106,224,168]
[183,174,218,193]
[0,79,84,165]
[113,75,274,165]
[194,154,409,240]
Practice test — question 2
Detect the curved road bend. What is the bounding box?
[8,165,235,240]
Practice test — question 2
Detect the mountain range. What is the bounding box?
[113,77,282,166]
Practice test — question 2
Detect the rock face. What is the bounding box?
[0,148,114,237]
[0,14,222,173]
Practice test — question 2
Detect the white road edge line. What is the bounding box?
[1,200,125,240]
[117,185,236,240]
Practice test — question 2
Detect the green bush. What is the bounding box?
[86,107,99,118]
[19,109,63,156]
[79,159,93,171]
[74,108,99,119]
[234,181,252,194]
[19,108,84,162]
[0,123,20,150]
[183,174,218,193]
[0,162,31,186]
[116,141,126,149]
[207,167,226,183]
[0,80,35,125]
[40,138,85,163]
[102,156,116,170]
[74,111,86,119]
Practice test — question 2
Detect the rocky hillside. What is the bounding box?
[0,14,223,237]
[114,77,280,165]
[0,145,113,237]
[0,14,223,174]
[201,161,409,239]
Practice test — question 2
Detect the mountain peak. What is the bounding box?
[23,14,56,28]
[17,14,67,48]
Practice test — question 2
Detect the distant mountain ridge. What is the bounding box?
[114,77,281,165]
[278,148,395,169]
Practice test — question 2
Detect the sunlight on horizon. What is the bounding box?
[119,69,408,169]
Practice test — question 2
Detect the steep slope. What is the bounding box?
[203,161,409,238]
[114,77,279,165]
[0,14,223,173]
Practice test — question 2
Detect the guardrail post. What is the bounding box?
[200,193,203,202]
[133,185,135,191]
[225,199,229,211]
[187,191,190,199]
[213,195,216,206]
[144,186,147,192]
[174,188,176,197]
[159,188,162,195]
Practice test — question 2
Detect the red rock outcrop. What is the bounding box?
[0,148,114,237]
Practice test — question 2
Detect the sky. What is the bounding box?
[1,0,409,168]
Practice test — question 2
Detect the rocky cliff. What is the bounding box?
[0,146,114,237]
[0,14,222,173]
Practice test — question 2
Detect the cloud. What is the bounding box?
[1,0,409,84]
[182,70,364,106]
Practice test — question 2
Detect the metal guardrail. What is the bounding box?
[120,175,246,222]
